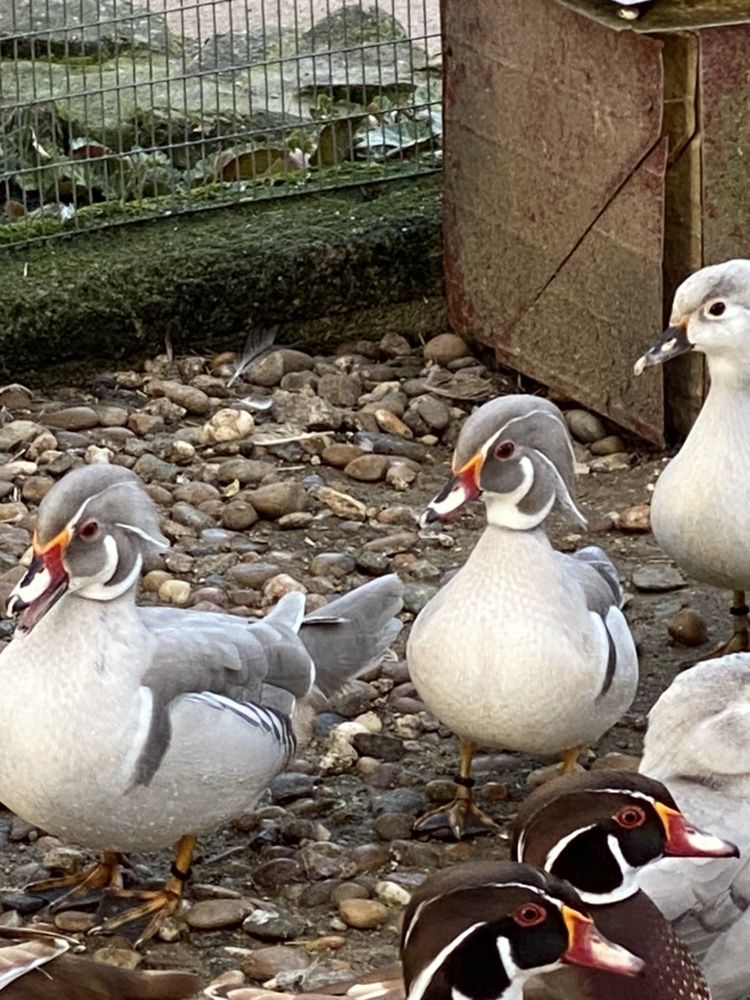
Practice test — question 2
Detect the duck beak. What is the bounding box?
[634,319,692,375]
[656,803,739,859]
[561,907,644,976]
[420,453,483,526]
[7,528,71,635]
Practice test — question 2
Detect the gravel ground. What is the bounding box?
[0,330,723,996]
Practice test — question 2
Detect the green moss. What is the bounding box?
[0,160,436,246]
[0,176,443,376]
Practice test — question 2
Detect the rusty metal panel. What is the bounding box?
[556,0,750,32]
[661,31,705,438]
[443,0,666,442]
[504,141,667,442]
[700,24,750,262]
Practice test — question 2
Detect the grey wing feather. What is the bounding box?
[561,546,628,698]
[139,606,315,700]
[264,591,306,631]
[562,545,623,614]
[134,607,316,785]
[571,545,623,611]
[132,576,402,783]
[299,574,404,696]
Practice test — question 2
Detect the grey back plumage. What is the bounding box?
[638,657,750,999]
[641,656,750,782]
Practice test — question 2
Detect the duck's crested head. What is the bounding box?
[8,465,166,634]
[421,395,585,532]
[511,770,739,907]
[635,259,750,376]
[400,860,643,1000]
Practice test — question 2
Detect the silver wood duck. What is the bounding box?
[0,464,403,944]
[635,259,750,662]
[406,395,638,837]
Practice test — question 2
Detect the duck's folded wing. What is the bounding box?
[131,593,312,786]
[132,578,402,787]
[138,591,316,705]
[560,546,636,698]
[563,546,623,609]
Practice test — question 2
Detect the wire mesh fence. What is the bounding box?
[0,0,441,246]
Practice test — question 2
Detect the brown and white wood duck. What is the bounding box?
[407,395,637,837]
[206,861,644,1000]
[0,925,199,999]
[0,464,403,944]
[512,770,740,998]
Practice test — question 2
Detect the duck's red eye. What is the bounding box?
[494,440,515,460]
[77,519,99,541]
[615,805,646,830]
[513,903,546,928]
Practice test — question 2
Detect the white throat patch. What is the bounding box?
[483,456,552,530]
[68,535,143,601]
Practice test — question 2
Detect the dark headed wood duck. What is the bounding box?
[512,770,740,999]
[207,861,643,1000]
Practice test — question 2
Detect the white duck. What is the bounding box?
[406,395,638,838]
[635,258,750,659]
[1,464,403,943]
[637,655,750,1000]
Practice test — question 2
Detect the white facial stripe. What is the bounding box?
[496,936,563,996]
[406,923,484,1000]
[538,802,649,906]
[67,535,142,602]
[484,456,546,530]
[403,882,559,950]
[82,552,143,602]
[543,824,596,872]
[490,410,574,460]
[496,936,519,983]
[66,533,119,594]
[586,788,656,803]
[531,450,587,526]
[115,522,168,549]
[9,563,56,606]
[65,480,135,534]
[577,835,640,906]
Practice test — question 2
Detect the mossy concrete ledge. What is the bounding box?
[0,178,444,378]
